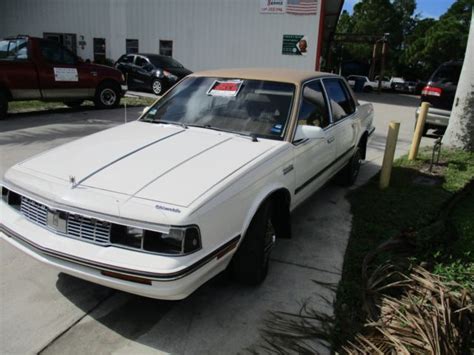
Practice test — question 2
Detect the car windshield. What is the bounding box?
[141,76,295,140]
[149,56,183,68]
[432,64,461,85]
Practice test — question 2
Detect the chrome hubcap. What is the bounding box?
[152,80,162,94]
[100,88,116,106]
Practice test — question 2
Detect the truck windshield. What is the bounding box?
[141,77,295,140]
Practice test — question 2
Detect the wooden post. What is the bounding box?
[408,102,430,160]
[377,41,387,94]
[379,121,400,189]
[369,42,378,81]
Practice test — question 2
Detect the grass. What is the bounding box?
[332,148,474,350]
[8,96,156,114]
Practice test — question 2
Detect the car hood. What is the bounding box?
[10,121,278,208]
[165,67,193,78]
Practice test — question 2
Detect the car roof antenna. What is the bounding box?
[250,134,258,142]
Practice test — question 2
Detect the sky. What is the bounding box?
[342,0,457,19]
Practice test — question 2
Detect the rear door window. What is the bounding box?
[39,40,76,65]
[323,79,355,122]
[431,64,462,85]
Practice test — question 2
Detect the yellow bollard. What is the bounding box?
[408,102,430,161]
[379,121,400,190]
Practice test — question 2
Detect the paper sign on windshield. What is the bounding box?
[207,80,243,97]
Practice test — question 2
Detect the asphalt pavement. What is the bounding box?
[0,93,434,355]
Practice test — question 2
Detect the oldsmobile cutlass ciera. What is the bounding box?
[1,68,374,300]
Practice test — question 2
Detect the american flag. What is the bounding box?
[286,0,318,15]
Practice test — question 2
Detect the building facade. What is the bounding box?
[0,0,341,72]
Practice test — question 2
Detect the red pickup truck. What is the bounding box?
[0,35,127,119]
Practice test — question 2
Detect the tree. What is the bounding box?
[442,8,474,151]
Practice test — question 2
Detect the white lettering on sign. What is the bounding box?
[54,67,78,82]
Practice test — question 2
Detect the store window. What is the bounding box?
[159,40,173,57]
[126,39,139,54]
[93,38,106,63]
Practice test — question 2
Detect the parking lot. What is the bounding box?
[0,93,434,354]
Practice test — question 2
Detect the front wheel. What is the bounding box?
[151,79,163,95]
[339,147,362,186]
[94,83,120,109]
[231,201,275,285]
[0,90,7,120]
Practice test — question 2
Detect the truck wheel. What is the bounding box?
[94,83,120,109]
[63,100,84,109]
[231,200,275,285]
[339,147,362,186]
[151,79,163,95]
[0,91,7,120]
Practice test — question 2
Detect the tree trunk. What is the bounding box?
[442,8,474,151]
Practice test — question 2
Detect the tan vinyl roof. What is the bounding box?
[190,68,338,84]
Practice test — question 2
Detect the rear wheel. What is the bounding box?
[63,100,84,109]
[231,200,275,285]
[94,82,120,109]
[363,86,373,93]
[0,90,7,120]
[339,147,362,186]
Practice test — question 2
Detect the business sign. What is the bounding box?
[282,35,308,56]
[260,0,286,14]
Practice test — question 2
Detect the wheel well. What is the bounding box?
[0,86,12,100]
[96,79,121,95]
[267,188,292,239]
[358,132,368,160]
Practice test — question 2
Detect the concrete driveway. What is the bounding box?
[0,94,434,354]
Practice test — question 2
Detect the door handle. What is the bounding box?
[327,136,335,144]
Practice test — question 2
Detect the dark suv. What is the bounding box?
[417,61,462,135]
[114,53,192,95]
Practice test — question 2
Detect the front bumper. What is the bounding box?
[0,202,238,300]
[416,106,450,128]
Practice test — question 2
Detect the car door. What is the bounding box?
[37,39,96,99]
[130,55,152,90]
[292,79,336,205]
[115,54,135,86]
[322,78,358,171]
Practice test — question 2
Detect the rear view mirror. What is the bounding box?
[294,125,325,141]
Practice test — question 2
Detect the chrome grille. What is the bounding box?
[20,195,111,245]
[20,196,48,226]
[67,214,111,244]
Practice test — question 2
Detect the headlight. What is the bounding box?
[110,224,201,255]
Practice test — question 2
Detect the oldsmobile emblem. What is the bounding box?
[155,204,181,213]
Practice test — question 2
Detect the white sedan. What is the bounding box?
[1,68,374,300]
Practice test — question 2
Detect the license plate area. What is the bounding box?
[47,210,67,234]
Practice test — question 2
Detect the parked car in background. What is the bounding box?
[347,75,377,92]
[416,61,462,135]
[1,68,374,300]
[0,35,127,119]
[390,77,406,91]
[403,81,417,94]
[374,76,392,90]
[115,53,192,95]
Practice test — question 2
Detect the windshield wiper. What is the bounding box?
[187,124,258,142]
[145,119,188,129]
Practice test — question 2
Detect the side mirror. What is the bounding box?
[141,106,151,115]
[294,125,325,141]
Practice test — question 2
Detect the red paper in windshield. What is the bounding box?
[207,80,243,97]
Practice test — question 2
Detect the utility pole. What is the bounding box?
[442,8,474,151]
[377,34,389,94]
[369,42,378,81]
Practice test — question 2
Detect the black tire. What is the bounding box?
[151,79,163,95]
[94,82,120,109]
[339,147,362,186]
[231,200,275,285]
[0,90,8,120]
[63,100,84,109]
[363,86,373,93]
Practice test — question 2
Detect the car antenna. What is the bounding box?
[250,134,258,142]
